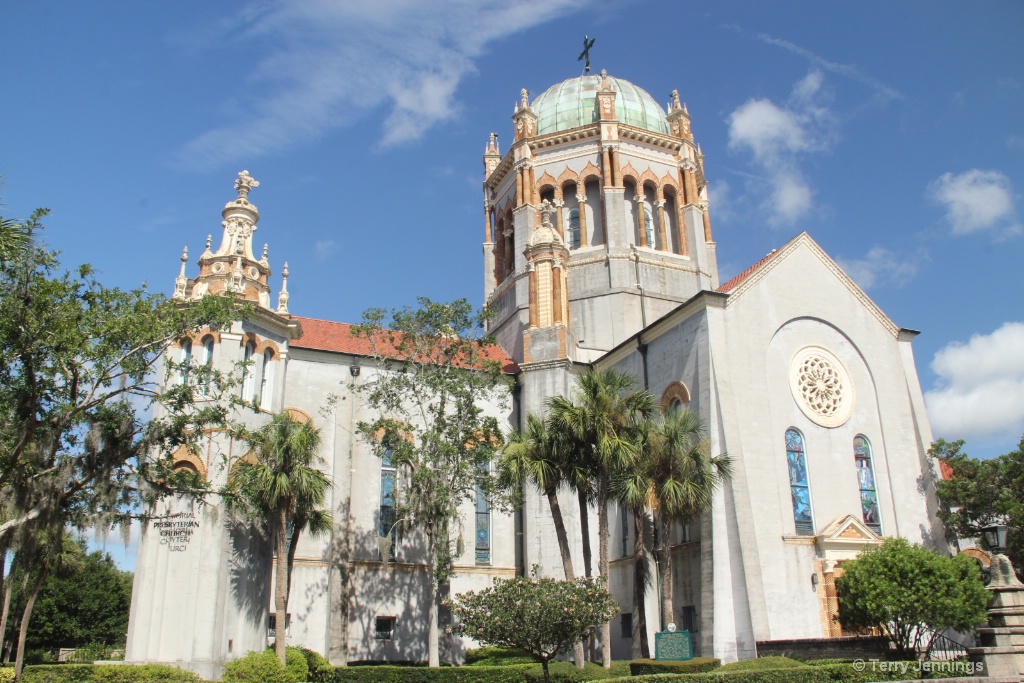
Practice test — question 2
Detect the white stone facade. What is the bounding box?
[126,73,943,677]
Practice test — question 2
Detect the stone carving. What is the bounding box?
[234,170,259,200]
[790,346,855,428]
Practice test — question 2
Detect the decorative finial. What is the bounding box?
[578,35,596,74]
[682,102,689,114]
[671,89,681,110]
[262,243,269,260]
[205,234,212,250]
[520,88,529,109]
[234,170,259,201]
[277,262,290,315]
[487,132,499,154]
[600,69,609,90]
[173,246,189,300]
[539,199,555,227]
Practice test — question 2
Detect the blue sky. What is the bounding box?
[3,1,1023,568]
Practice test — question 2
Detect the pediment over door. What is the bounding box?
[816,514,882,571]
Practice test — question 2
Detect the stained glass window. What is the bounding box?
[854,435,881,534]
[180,343,192,385]
[568,209,581,249]
[259,350,274,408]
[379,445,396,560]
[785,428,814,535]
[475,480,490,565]
[241,342,255,400]
[202,338,214,393]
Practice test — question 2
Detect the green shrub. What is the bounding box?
[804,658,852,666]
[629,657,720,675]
[0,668,12,683]
[718,656,807,671]
[331,664,535,682]
[603,660,967,682]
[297,647,334,682]
[222,649,308,683]
[21,664,202,683]
[521,661,630,682]
[463,647,539,666]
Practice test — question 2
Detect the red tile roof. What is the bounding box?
[717,249,780,294]
[939,459,954,481]
[290,317,519,374]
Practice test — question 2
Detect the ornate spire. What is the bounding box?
[261,243,269,267]
[520,88,529,109]
[487,132,499,155]
[277,262,290,315]
[234,170,259,201]
[173,246,189,300]
[670,89,681,111]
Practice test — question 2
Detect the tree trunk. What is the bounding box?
[659,516,673,631]
[632,511,649,659]
[598,471,611,668]
[578,489,595,662]
[427,539,440,668]
[285,527,302,608]
[0,550,15,662]
[14,566,48,680]
[541,657,551,683]
[4,570,29,664]
[274,505,289,664]
[544,487,585,669]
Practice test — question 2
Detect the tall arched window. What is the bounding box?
[785,428,814,535]
[241,342,255,400]
[201,338,214,393]
[259,350,274,408]
[179,343,192,385]
[643,205,655,248]
[854,435,882,534]
[475,462,490,565]
[379,443,397,560]
[568,209,581,249]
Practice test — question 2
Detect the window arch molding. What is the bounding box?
[660,381,691,412]
[169,445,208,480]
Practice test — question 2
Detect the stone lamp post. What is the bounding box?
[968,525,1024,681]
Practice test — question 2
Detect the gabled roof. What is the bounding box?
[290,316,519,374]
[717,232,901,339]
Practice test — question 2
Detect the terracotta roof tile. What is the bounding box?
[939,459,954,481]
[290,316,519,374]
[717,249,780,294]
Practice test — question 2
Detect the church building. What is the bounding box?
[125,68,945,678]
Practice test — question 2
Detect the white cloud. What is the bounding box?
[836,246,919,290]
[928,169,1020,237]
[314,239,337,262]
[925,322,1024,441]
[727,70,836,226]
[175,0,584,169]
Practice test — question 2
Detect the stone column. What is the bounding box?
[676,202,689,256]
[610,149,621,187]
[554,199,565,239]
[552,261,563,325]
[635,195,647,248]
[576,193,589,248]
[602,147,612,187]
[656,198,668,252]
[968,554,1024,682]
[527,263,538,328]
[516,169,524,208]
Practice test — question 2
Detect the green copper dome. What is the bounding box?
[532,74,669,136]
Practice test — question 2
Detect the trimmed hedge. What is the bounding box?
[629,658,720,676]
[603,660,966,682]
[521,661,631,682]
[330,664,534,683]
[717,657,807,671]
[21,664,202,683]
[464,648,539,667]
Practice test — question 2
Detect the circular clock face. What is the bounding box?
[789,346,855,428]
[248,266,260,280]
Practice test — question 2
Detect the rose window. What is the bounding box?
[789,346,855,427]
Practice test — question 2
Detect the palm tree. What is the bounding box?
[498,413,586,668]
[549,368,657,668]
[0,215,34,263]
[646,407,732,630]
[228,412,331,664]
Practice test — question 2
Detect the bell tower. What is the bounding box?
[482,69,719,377]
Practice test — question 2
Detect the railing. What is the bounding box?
[921,629,970,660]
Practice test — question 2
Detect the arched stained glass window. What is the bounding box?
[180,343,192,385]
[854,435,882,534]
[475,462,490,565]
[568,209,581,249]
[379,443,397,560]
[785,428,814,535]
[241,342,255,400]
[202,338,214,393]
[259,350,274,408]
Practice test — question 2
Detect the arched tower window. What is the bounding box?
[259,350,274,408]
[568,209,580,249]
[854,435,882,534]
[241,342,256,400]
[179,342,192,385]
[201,337,214,393]
[785,428,814,535]
[643,205,655,248]
[475,462,491,565]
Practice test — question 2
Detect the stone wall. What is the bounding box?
[755,635,888,660]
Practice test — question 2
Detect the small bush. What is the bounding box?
[222,649,308,683]
[463,647,539,666]
[629,657,720,675]
[718,656,808,671]
[604,660,966,682]
[0,668,13,683]
[21,664,202,683]
[297,647,333,682]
